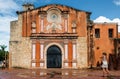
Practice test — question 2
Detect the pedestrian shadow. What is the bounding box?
[92,74,120,79]
[102,75,120,79]
[110,75,120,79]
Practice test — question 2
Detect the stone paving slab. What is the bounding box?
[0,69,120,79]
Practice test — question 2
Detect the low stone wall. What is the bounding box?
[9,38,32,68]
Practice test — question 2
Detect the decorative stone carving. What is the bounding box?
[46,23,62,31]
[62,11,69,18]
[39,11,46,19]
[47,8,61,23]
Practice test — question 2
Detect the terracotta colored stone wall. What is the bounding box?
[22,5,88,37]
[118,33,120,38]
[10,4,89,69]
[93,23,118,66]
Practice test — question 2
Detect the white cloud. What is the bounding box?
[113,0,120,6]
[0,32,10,51]
[0,16,17,32]
[94,16,120,32]
[0,0,19,51]
[0,0,50,51]
[0,0,38,51]
[0,15,17,51]
[0,0,20,15]
[94,16,112,23]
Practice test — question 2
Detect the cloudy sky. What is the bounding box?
[0,0,120,50]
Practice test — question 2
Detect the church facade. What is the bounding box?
[9,4,119,69]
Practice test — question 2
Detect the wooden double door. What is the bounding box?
[47,45,62,68]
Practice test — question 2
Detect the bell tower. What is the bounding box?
[22,3,34,11]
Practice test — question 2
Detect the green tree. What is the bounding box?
[0,45,7,51]
[0,45,8,61]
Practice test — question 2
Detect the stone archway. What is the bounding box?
[47,45,62,68]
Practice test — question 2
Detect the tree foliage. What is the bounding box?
[0,45,8,61]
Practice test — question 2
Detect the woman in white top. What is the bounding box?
[101,52,110,77]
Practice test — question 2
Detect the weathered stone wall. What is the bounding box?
[93,23,117,66]
[9,38,32,68]
[77,37,88,68]
[9,4,88,69]
[9,14,32,68]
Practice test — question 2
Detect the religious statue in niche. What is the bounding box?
[31,21,36,33]
[72,21,76,28]
[72,21,77,33]
[32,21,36,28]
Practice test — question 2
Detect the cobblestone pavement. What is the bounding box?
[0,68,120,79]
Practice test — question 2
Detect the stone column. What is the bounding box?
[32,43,36,67]
[72,40,77,68]
[40,41,44,68]
[39,13,45,33]
[64,40,69,68]
[63,13,68,33]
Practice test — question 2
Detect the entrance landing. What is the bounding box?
[0,69,120,79]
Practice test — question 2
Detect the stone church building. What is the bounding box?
[9,3,119,69]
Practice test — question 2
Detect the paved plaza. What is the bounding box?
[0,68,120,79]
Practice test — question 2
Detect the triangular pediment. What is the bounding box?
[18,4,91,14]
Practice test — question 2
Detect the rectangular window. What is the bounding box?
[108,29,113,38]
[95,29,100,38]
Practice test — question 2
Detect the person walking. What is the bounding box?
[101,52,110,77]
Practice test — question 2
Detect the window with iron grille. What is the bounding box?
[108,29,113,38]
[95,29,100,38]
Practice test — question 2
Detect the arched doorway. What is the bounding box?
[47,45,62,68]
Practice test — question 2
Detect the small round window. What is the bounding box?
[51,14,58,20]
